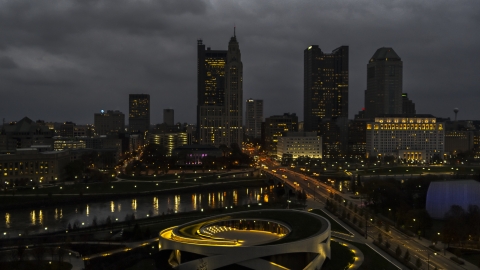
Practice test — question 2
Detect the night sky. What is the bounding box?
[0,0,479,125]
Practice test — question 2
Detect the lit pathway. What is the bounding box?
[331,237,364,270]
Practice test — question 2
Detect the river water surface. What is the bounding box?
[2,185,275,237]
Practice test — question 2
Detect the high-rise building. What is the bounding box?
[94,110,125,135]
[402,93,416,115]
[245,99,263,139]
[129,94,150,134]
[163,109,174,126]
[197,30,243,147]
[304,45,349,132]
[364,47,403,118]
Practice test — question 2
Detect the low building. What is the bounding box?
[172,145,222,166]
[366,115,445,162]
[0,148,71,186]
[148,133,188,156]
[277,132,322,160]
[53,139,87,151]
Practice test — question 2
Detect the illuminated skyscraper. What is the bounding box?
[304,45,349,132]
[364,47,403,118]
[129,94,150,134]
[197,30,243,147]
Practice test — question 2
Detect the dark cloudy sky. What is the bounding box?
[0,0,479,125]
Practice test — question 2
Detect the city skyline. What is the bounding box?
[0,0,479,125]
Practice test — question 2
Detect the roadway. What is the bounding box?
[261,159,477,270]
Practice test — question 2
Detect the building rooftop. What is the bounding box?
[370,47,401,61]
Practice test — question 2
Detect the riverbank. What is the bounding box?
[0,178,269,211]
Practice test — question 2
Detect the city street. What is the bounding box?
[261,159,478,270]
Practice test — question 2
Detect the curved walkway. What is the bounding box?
[331,237,364,270]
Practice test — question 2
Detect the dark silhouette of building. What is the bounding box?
[348,119,368,159]
[163,109,174,126]
[402,93,416,115]
[304,45,348,132]
[246,99,263,139]
[364,47,403,118]
[129,94,150,134]
[94,110,125,135]
[1,117,54,149]
[318,117,348,159]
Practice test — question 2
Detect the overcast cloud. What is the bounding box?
[0,0,479,125]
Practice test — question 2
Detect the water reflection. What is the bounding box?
[30,211,35,225]
[132,199,137,212]
[38,210,43,225]
[5,213,10,228]
[1,186,272,236]
[110,201,115,213]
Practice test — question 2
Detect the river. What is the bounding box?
[1,185,275,237]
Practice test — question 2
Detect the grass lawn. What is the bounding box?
[126,258,156,270]
[321,240,355,270]
[342,240,401,270]
[119,170,253,182]
[0,261,72,270]
[357,165,480,176]
[310,209,352,235]
[11,177,260,196]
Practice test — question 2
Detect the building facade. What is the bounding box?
[245,99,263,139]
[148,133,188,156]
[0,149,71,186]
[2,117,54,149]
[402,93,416,115]
[264,113,298,156]
[277,132,322,160]
[94,110,125,135]
[197,31,243,147]
[304,45,348,132]
[364,48,403,118]
[129,94,150,134]
[366,115,445,162]
[163,109,174,126]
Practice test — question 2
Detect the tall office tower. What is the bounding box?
[304,45,349,132]
[245,99,263,139]
[94,110,125,135]
[129,94,150,134]
[197,30,243,147]
[163,109,174,126]
[402,93,416,115]
[364,47,403,118]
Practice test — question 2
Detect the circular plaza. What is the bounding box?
[159,209,331,270]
